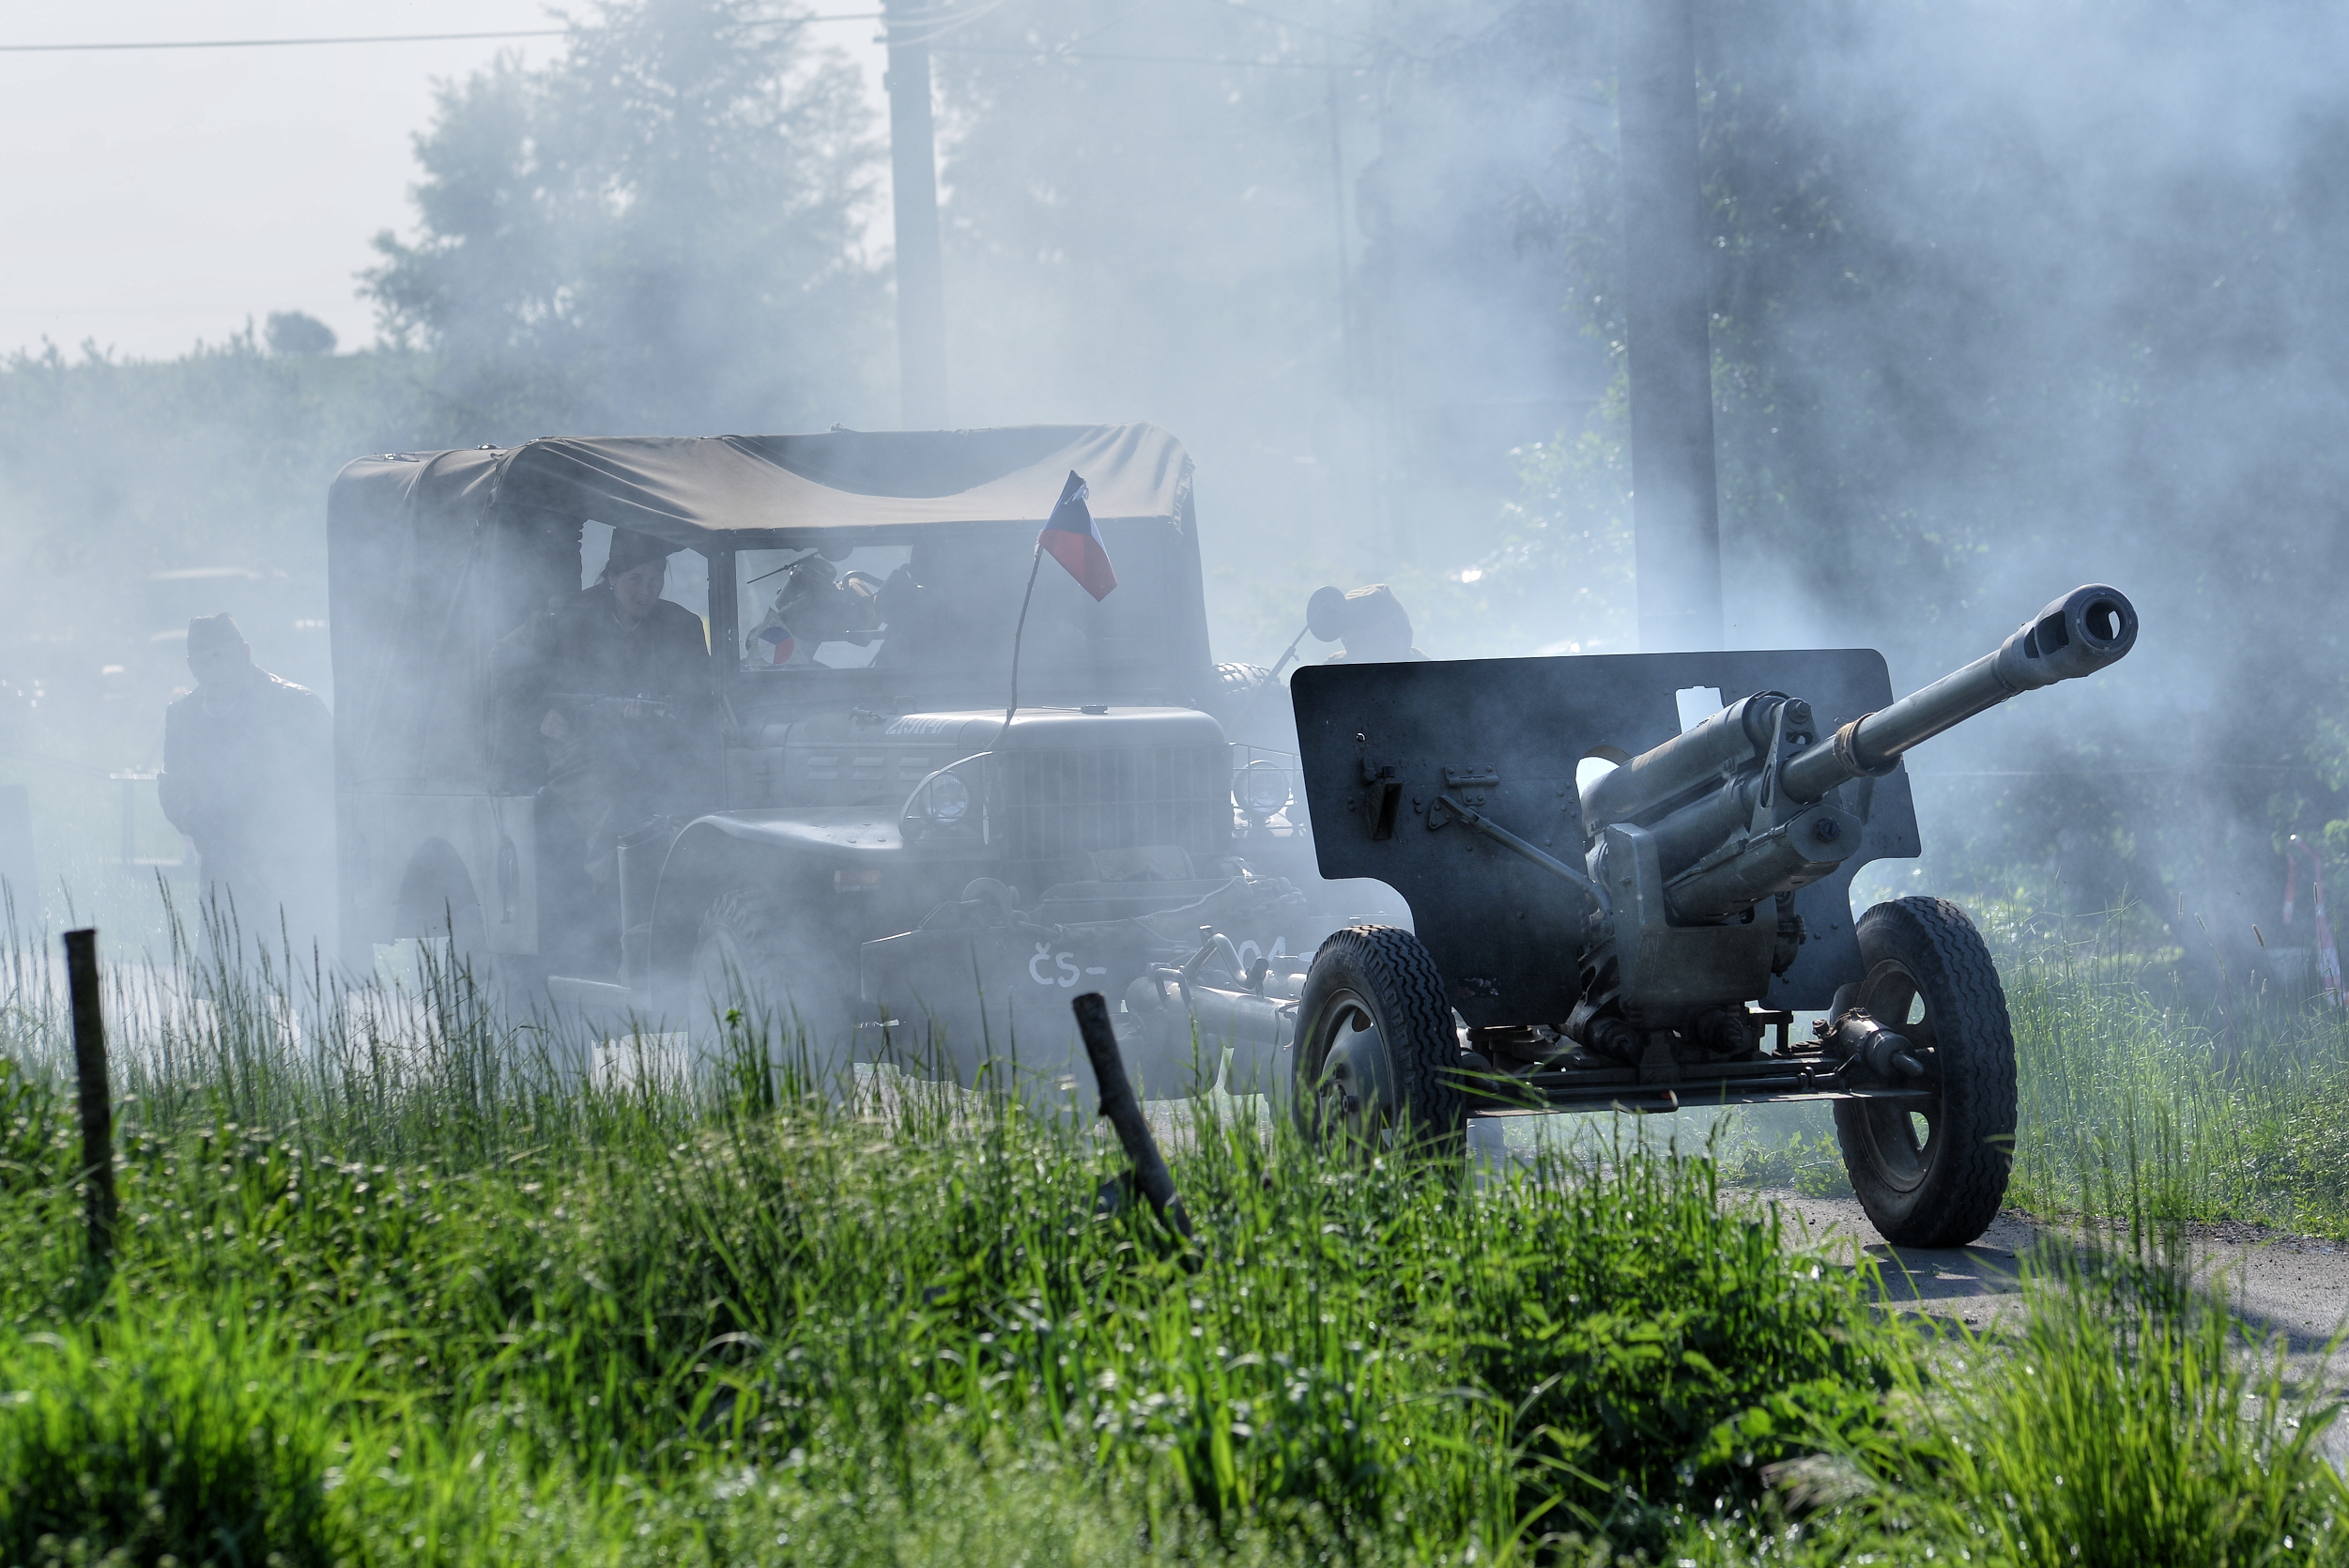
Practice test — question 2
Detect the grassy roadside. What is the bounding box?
[1999,920,2349,1235]
[0,918,2343,1564]
[1701,909,2349,1238]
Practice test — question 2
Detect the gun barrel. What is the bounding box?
[1781,584,2137,803]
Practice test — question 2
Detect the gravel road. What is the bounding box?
[1755,1190,2349,1462]
[1763,1191,2349,1348]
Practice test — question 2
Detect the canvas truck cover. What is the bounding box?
[327,424,1207,793]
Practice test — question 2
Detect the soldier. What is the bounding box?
[1307,583,1428,664]
[494,527,714,967]
[159,614,335,946]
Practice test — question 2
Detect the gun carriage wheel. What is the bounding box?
[1293,925,1467,1152]
[1834,896,2017,1248]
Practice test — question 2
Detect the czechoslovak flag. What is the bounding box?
[1038,469,1117,600]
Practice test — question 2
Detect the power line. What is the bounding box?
[0,18,883,54]
[934,44,1335,68]
[0,30,566,53]
[881,0,1020,50]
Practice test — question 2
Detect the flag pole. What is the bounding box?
[1002,539,1045,738]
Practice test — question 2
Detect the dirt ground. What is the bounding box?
[1758,1190,2349,1460]
[1764,1191,2349,1345]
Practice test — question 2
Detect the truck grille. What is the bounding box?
[999,745,1230,864]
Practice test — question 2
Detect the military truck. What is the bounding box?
[327,424,1378,1091]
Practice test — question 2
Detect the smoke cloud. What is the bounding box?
[1,0,2341,990]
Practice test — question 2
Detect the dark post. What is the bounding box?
[1071,992,1193,1239]
[884,0,950,428]
[63,928,117,1263]
[1619,0,1724,652]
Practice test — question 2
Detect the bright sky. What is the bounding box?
[0,3,888,362]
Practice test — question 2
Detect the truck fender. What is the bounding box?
[647,820,817,1006]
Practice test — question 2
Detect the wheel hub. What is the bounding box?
[1854,957,1941,1192]
[1313,993,1394,1142]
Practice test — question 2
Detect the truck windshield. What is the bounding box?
[736,545,908,670]
[729,529,1177,686]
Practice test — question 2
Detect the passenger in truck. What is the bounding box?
[492,526,714,968]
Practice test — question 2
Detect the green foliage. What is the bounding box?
[0,1303,336,1567]
[1723,1129,1853,1202]
[1428,1147,1881,1518]
[1714,901,2349,1237]
[6,910,2349,1564]
[363,0,888,438]
[1778,1249,2349,1567]
[0,922,1904,1563]
[264,313,339,360]
[0,1055,62,1193]
[1680,1145,2349,1568]
[1996,915,2349,1234]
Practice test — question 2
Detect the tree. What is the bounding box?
[264,312,338,358]
[363,0,888,439]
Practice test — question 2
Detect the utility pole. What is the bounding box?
[1618,0,1723,652]
[884,0,949,428]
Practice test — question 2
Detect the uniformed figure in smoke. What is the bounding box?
[1307,584,1426,664]
[158,613,334,949]
[743,549,886,667]
[494,527,714,974]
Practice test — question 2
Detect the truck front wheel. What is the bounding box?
[1833,897,2018,1247]
[1293,925,1466,1153]
[689,886,853,1089]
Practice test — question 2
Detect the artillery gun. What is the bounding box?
[1282,585,2138,1246]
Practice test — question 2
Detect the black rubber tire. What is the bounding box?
[1833,897,2017,1247]
[1210,661,1292,747]
[1292,925,1466,1153]
[1214,661,1277,698]
[400,856,537,1016]
[688,886,853,1081]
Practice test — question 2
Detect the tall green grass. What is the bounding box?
[0,908,2341,1565]
[1699,901,2349,1236]
[0,919,1895,1565]
[1680,1231,2349,1566]
[1995,911,2349,1233]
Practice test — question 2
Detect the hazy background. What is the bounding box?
[4,0,2346,993]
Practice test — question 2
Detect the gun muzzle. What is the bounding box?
[1781,584,2138,803]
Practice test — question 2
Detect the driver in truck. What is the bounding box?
[494,527,714,965]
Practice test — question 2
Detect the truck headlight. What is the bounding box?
[921,771,971,825]
[902,752,992,841]
[1236,760,1291,816]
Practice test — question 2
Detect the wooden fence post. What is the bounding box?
[64,928,117,1265]
[1071,992,1192,1241]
